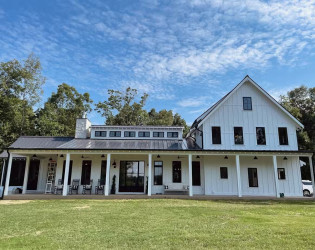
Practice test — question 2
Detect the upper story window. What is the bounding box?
[109,131,121,137]
[234,127,244,145]
[95,131,106,137]
[124,131,136,137]
[256,127,266,145]
[153,132,164,138]
[243,97,252,110]
[138,131,150,137]
[278,127,288,145]
[167,132,178,138]
[212,127,221,144]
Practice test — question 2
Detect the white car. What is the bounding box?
[302,180,313,197]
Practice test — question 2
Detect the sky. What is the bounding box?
[0,0,315,125]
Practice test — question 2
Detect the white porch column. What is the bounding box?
[272,155,280,198]
[4,153,13,196]
[1,159,6,186]
[105,153,111,196]
[188,154,193,197]
[22,156,30,194]
[148,153,152,196]
[235,155,242,198]
[62,153,71,196]
[309,156,315,199]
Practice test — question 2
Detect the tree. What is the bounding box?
[95,87,190,137]
[0,54,44,152]
[280,86,315,150]
[36,83,93,136]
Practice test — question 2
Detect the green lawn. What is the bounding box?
[0,199,315,249]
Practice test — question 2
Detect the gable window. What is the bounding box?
[234,127,244,145]
[138,131,150,137]
[100,160,107,185]
[172,161,181,183]
[95,131,106,137]
[154,161,163,185]
[124,131,136,137]
[220,167,228,179]
[62,160,73,185]
[277,168,286,180]
[248,168,258,187]
[109,131,121,137]
[167,132,178,138]
[243,97,252,110]
[81,160,92,185]
[212,127,221,144]
[278,127,288,145]
[153,132,164,138]
[256,127,266,145]
[192,162,201,186]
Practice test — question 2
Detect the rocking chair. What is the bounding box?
[95,179,105,195]
[69,179,80,194]
[54,179,63,195]
[82,179,93,195]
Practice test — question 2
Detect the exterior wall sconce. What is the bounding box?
[224,156,228,159]
[112,160,117,168]
[101,154,105,158]
[254,156,258,160]
[283,156,287,160]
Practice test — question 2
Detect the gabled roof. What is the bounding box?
[191,75,304,129]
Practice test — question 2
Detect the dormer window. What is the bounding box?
[243,97,252,110]
[153,132,164,138]
[95,131,106,137]
[124,131,136,137]
[167,132,178,138]
[109,131,121,137]
[138,131,150,137]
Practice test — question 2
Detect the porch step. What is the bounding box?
[164,190,189,195]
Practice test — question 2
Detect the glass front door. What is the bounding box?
[119,161,145,192]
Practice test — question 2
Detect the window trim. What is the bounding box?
[109,131,121,137]
[95,131,106,137]
[153,132,164,138]
[277,168,286,180]
[154,161,163,186]
[124,131,136,137]
[220,167,228,179]
[243,97,252,110]
[212,126,221,145]
[278,127,289,145]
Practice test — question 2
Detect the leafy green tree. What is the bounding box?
[36,83,93,136]
[280,86,315,150]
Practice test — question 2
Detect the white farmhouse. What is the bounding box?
[1,76,314,198]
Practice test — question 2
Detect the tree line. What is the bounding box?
[0,54,314,154]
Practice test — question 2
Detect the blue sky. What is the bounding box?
[0,0,315,125]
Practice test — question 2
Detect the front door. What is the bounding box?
[27,159,40,190]
[119,161,145,192]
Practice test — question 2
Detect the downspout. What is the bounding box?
[0,149,10,200]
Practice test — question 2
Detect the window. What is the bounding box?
[234,127,244,144]
[124,131,136,137]
[212,127,221,144]
[9,159,26,186]
[100,160,107,185]
[248,168,258,187]
[256,127,266,145]
[138,131,150,137]
[167,132,178,138]
[172,161,181,183]
[278,127,288,145]
[81,160,91,185]
[277,168,286,180]
[95,131,106,137]
[154,161,163,185]
[62,160,73,185]
[109,131,121,137]
[119,161,145,192]
[153,132,164,138]
[192,162,201,186]
[243,97,252,110]
[220,167,228,179]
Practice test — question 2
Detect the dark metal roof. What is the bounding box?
[9,136,74,149]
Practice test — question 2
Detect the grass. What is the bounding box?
[0,199,315,249]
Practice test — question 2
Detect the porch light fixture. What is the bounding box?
[283,156,288,160]
[101,154,105,158]
[254,156,258,160]
[112,160,117,168]
[81,155,84,159]
[224,156,228,159]
[60,154,64,158]
[196,155,200,159]
[49,157,52,161]
[32,154,37,158]
[157,155,160,158]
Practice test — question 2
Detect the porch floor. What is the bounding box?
[2,194,311,200]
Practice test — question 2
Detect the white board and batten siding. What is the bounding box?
[201,81,299,151]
